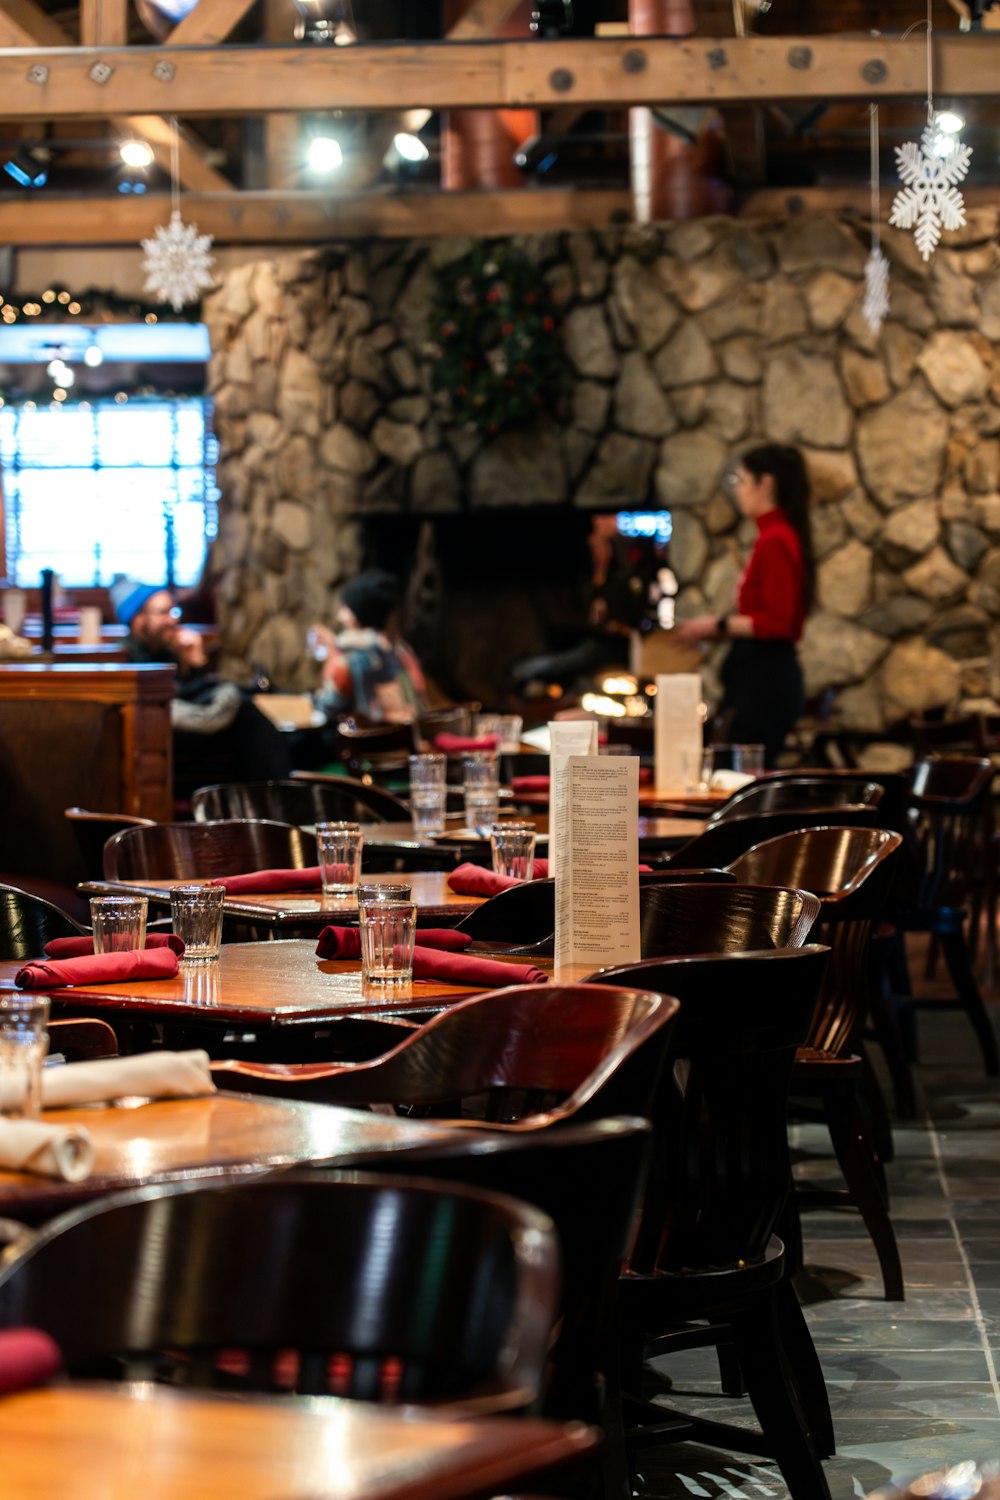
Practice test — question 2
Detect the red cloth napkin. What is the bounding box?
[433,733,499,754]
[15,948,180,990]
[316,926,472,959]
[44,933,185,959]
[0,1329,62,1394]
[211,867,323,896]
[412,947,547,987]
[447,859,650,897]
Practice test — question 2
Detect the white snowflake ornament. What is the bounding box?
[862,245,890,335]
[141,210,215,311]
[889,123,971,262]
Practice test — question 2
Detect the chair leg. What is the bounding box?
[868,973,918,1119]
[773,1275,835,1459]
[716,1340,745,1398]
[601,1341,635,1500]
[940,927,1000,1077]
[859,1047,895,1172]
[824,1088,904,1302]
[731,1292,833,1500]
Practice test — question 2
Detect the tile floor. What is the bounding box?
[635,990,1000,1499]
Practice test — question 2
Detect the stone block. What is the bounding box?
[917,330,991,407]
[881,639,962,719]
[563,305,618,379]
[576,433,655,507]
[614,351,675,438]
[654,430,729,509]
[856,384,949,507]
[817,538,871,613]
[762,348,851,448]
[653,319,717,388]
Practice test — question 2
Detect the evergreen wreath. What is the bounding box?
[428,244,561,434]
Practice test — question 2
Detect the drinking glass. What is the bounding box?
[473,713,501,741]
[357,880,412,904]
[711,743,765,778]
[496,715,524,754]
[464,752,500,834]
[170,885,225,963]
[316,821,364,898]
[408,753,447,836]
[681,747,714,795]
[490,823,536,882]
[358,900,418,986]
[90,895,148,954]
[0,993,49,1120]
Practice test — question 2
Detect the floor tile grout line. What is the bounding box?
[926,1109,1000,1416]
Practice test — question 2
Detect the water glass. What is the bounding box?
[90,895,148,954]
[357,880,412,904]
[681,747,714,795]
[473,713,501,742]
[490,823,536,882]
[496,715,524,754]
[316,821,364,898]
[464,752,500,834]
[711,743,766,778]
[170,885,225,963]
[0,994,49,1120]
[409,753,447,836]
[358,900,418,986]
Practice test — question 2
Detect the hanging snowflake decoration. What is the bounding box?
[141,210,215,312]
[862,245,890,335]
[889,123,972,262]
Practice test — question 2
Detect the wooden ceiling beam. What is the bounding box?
[0,0,69,49]
[164,0,259,48]
[0,187,632,244]
[0,34,993,119]
[740,183,1000,215]
[80,0,128,47]
[119,113,234,192]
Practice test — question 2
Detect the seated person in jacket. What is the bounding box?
[111,578,290,798]
[311,569,427,724]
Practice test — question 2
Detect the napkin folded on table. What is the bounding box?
[41,1049,215,1108]
[412,947,547,987]
[433,733,499,754]
[0,1118,93,1182]
[0,1329,63,1392]
[709,769,755,792]
[15,949,179,991]
[44,933,185,959]
[210,866,323,896]
[316,927,472,959]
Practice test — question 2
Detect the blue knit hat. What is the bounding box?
[110,577,163,627]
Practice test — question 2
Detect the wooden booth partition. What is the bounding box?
[0,664,174,886]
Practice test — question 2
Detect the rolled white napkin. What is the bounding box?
[710,769,756,792]
[41,1050,216,1109]
[0,1118,94,1182]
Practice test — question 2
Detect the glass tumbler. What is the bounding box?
[490,823,536,882]
[357,880,412,905]
[496,715,524,754]
[681,747,714,795]
[90,895,148,954]
[0,993,49,1120]
[170,885,225,963]
[473,713,501,742]
[408,753,447,837]
[358,900,418,986]
[316,821,364,899]
[464,752,500,835]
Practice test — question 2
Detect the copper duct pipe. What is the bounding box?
[441,0,537,191]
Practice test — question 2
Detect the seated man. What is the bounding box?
[111,578,290,800]
[311,569,427,724]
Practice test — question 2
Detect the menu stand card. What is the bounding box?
[654,673,703,796]
[554,756,641,982]
[547,719,599,878]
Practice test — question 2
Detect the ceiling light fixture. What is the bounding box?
[84,343,104,368]
[291,0,356,46]
[393,132,429,163]
[306,135,344,173]
[3,148,47,189]
[120,139,155,169]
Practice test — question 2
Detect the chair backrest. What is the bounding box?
[64,808,157,881]
[667,805,878,868]
[637,881,821,956]
[584,946,830,1272]
[0,883,87,960]
[192,778,408,825]
[712,777,883,821]
[906,754,993,910]
[755,767,911,833]
[213,983,679,1127]
[102,820,317,881]
[0,1172,557,1412]
[418,704,477,744]
[909,712,982,755]
[728,826,903,1055]
[334,720,417,782]
[48,1018,119,1061]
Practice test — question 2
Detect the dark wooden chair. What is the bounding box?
[0,883,87,960]
[583,946,835,1500]
[64,808,157,882]
[667,805,878,869]
[637,881,820,956]
[417,704,479,747]
[211,983,679,1127]
[909,712,983,755]
[192,777,409,825]
[0,1172,558,1413]
[48,1018,119,1061]
[890,755,999,1076]
[712,777,884,820]
[729,826,906,1300]
[759,768,911,834]
[102,819,317,881]
[332,719,417,785]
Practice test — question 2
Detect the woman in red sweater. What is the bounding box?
[679,444,815,767]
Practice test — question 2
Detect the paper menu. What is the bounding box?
[547,719,599,878]
[654,673,702,795]
[554,755,641,981]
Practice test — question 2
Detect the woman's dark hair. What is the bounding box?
[741,444,816,611]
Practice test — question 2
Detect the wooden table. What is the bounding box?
[365,816,702,858]
[80,871,485,930]
[0,1384,597,1500]
[0,1092,487,1220]
[0,940,537,1042]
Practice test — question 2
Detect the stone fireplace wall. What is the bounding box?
[204,210,1000,725]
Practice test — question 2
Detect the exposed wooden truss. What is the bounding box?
[0,34,998,120]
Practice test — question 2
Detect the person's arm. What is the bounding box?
[678,612,754,642]
[679,535,802,642]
